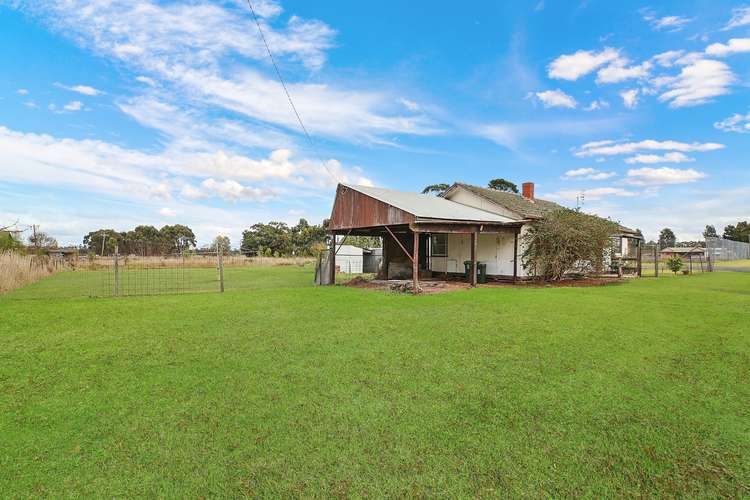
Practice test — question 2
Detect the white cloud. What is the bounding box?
[546,187,638,202]
[135,75,157,86]
[55,83,102,96]
[399,98,420,111]
[625,167,706,185]
[654,59,735,108]
[14,0,438,144]
[0,125,371,204]
[714,111,750,133]
[200,178,275,202]
[575,139,724,157]
[180,184,208,200]
[620,89,639,109]
[624,152,694,164]
[705,38,750,57]
[584,99,609,111]
[17,88,29,95]
[597,60,651,84]
[532,89,577,108]
[652,50,685,67]
[548,47,620,81]
[63,101,83,111]
[159,207,177,217]
[563,167,616,180]
[23,101,37,109]
[473,117,626,151]
[648,15,692,31]
[723,6,750,30]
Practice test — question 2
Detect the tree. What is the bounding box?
[0,230,24,253]
[213,235,231,255]
[487,178,518,193]
[83,229,123,255]
[290,219,326,256]
[658,228,676,249]
[421,184,450,196]
[666,256,683,275]
[159,224,196,253]
[703,225,718,239]
[241,222,291,256]
[522,209,618,281]
[723,221,750,242]
[28,231,57,249]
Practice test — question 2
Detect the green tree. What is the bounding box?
[703,225,718,239]
[487,178,518,193]
[421,184,450,195]
[290,219,326,256]
[160,224,196,253]
[241,222,291,256]
[213,235,231,255]
[522,209,618,281]
[658,228,676,248]
[723,221,750,242]
[0,231,24,252]
[83,229,123,255]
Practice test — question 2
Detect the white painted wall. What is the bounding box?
[429,230,529,277]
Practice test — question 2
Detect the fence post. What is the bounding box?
[654,245,659,278]
[217,248,225,293]
[114,244,120,297]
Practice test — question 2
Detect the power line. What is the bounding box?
[244,0,340,185]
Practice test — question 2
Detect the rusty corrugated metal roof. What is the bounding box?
[342,184,516,223]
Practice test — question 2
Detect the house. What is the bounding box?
[326,182,642,288]
[660,247,705,259]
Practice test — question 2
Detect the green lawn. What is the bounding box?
[1,269,748,496]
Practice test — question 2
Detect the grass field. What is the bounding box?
[1,268,749,496]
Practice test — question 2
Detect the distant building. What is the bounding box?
[334,244,363,273]
[660,247,706,259]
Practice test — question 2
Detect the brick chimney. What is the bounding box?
[522,182,535,201]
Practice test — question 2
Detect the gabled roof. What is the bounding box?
[341,184,516,223]
[443,183,563,219]
[444,183,641,236]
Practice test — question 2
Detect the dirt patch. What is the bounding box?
[344,276,626,294]
[344,278,470,294]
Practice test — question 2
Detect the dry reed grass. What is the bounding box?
[0,252,67,294]
[75,254,316,270]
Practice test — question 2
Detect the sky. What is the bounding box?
[1,0,749,246]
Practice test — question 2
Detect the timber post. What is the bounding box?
[513,229,519,282]
[329,235,336,285]
[470,231,478,287]
[113,244,120,297]
[412,231,420,293]
[217,246,225,293]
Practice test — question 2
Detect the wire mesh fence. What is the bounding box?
[2,249,317,300]
[640,243,712,277]
[706,237,750,262]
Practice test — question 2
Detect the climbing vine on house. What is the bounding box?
[522,209,618,281]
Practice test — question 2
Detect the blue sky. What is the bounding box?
[1,0,749,246]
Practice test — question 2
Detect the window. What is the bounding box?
[430,234,447,256]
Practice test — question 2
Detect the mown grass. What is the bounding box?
[1,269,748,496]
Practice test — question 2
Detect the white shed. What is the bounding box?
[335,244,364,273]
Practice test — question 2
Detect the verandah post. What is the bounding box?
[471,231,478,287]
[412,231,420,293]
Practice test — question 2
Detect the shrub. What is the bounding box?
[666,256,683,275]
[522,209,618,281]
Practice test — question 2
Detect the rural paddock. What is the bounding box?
[1,268,748,497]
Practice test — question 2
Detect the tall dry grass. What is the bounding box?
[0,252,67,294]
[77,254,316,270]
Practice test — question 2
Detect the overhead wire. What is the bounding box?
[244,0,340,185]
